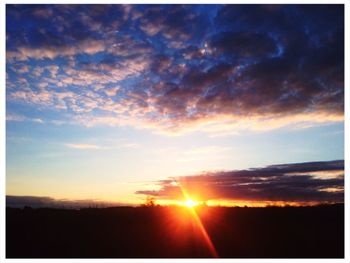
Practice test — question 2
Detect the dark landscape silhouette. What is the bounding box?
[6,204,344,258]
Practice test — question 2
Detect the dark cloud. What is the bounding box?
[6,4,130,53]
[7,5,90,49]
[139,5,209,42]
[209,31,278,59]
[214,4,292,33]
[139,4,343,125]
[182,63,235,89]
[182,45,206,60]
[150,54,173,74]
[136,160,344,203]
[297,4,344,34]
[6,195,127,209]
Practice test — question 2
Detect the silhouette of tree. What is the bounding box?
[144,196,156,207]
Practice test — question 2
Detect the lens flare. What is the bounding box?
[176,182,219,258]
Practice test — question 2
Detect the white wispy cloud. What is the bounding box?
[6,114,44,124]
[65,143,101,150]
[64,139,140,150]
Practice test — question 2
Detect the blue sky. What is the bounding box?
[6,4,344,205]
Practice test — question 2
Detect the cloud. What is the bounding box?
[209,31,278,59]
[32,118,44,123]
[139,5,209,41]
[7,39,106,61]
[64,140,140,150]
[104,86,120,97]
[65,143,100,150]
[6,113,44,124]
[6,195,127,208]
[32,7,54,18]
[12,64,30,74]
[6,113,26,122]
[136,160,344,203]
[6,4,344,135]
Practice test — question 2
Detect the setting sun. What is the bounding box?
[184,199,198,208]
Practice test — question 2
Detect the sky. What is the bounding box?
[6,4,344,206]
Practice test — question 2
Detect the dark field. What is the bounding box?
[6,204,344,258]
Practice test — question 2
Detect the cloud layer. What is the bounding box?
[136,160,344,204]
[6,195,127,209]
[6,4,344,134]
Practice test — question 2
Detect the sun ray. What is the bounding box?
[176,181,219,258]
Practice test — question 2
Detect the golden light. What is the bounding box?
[184,199,198,208]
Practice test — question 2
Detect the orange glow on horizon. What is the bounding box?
[152,198,330,208]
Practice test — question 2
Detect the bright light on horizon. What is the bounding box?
[184,199,198,208]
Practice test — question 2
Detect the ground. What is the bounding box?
[6,204,344,258]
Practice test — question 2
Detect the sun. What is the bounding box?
[184,199,198,208]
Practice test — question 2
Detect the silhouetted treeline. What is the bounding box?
[6,204,344,258]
